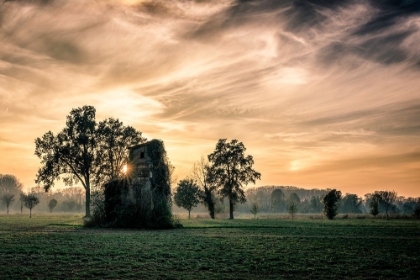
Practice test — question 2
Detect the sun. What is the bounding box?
[122,164,128,174]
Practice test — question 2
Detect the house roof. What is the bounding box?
[128,141,151,150]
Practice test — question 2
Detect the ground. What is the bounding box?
[0,214,419,279]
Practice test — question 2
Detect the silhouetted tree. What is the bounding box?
[288,201,298,220]
[322,189,342,219]
[376,190,397,219]
[369,194,380,217]
[270,189,285,212]
[414,199,420,219]
[48,199,58,212]
[95,117,145,183]
[174,179,200,219]
[24,194,39,218]
[1,194,15,214]
[208,139,261,219]
[192,157,216,219]
[35,106,144,218]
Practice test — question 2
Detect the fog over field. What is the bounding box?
[1,0,419,197]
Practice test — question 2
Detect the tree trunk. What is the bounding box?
[29,208,32,218]
[85,186,91,218]
[229,199,234,219]
[7,205,9,214]
[188,210,191,219]
[209,202,215,219]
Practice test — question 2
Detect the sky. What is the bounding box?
[0,0,419,198]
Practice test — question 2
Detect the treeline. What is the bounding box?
[237,186,420,217]
[28,186,85,213]
[0,174,85,215]
[173,139,420,220]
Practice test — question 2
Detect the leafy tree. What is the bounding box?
[340,194,362,213]
[1,194,15,214]
[48,199,58,212]
[35,105,144,218]
[24,194,40,218]
[369,194,380,217]
[288,193,300,206]
[322,189,342,219]
[192,157,216,219]
[270,189,285,212]
[250,202,259,219]
[96,117,145,183]
[174,179,201,219]
[208,139,261,219]
[0,174,23,193]
[376,190,397,219]
[288,201,298,220]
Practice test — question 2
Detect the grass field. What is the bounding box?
[0,214,419,279]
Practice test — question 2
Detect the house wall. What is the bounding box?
[129,144,152,180]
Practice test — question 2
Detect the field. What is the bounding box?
[0,214,419,279]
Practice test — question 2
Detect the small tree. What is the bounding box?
[19,193,27,214]
[376,190,397,219]
[24,194,40,218]
[288,201,298,220]
[369,194,380,217]
[322,189,342,219]
[48,199,58,213]
[174,179,200,219]
[1,194,15,214]
[250,202,259,219]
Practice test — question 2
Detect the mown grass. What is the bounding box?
[0,214,419,279]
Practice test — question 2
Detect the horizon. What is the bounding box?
[1,0,419,198]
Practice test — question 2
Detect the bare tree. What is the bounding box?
[192,157,216,219]
[288,201,298,220]
[250,202,259,219]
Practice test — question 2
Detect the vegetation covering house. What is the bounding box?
[103,139,173,228]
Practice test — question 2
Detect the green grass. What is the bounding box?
[0,214,419,279]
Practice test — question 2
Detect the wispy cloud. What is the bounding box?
[1,0,419,196]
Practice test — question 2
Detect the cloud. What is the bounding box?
[1,0,420,196]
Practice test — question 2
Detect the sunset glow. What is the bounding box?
[1,0,419,197]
